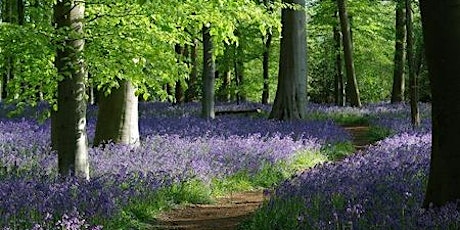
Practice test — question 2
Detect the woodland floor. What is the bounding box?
[146,125,372,230]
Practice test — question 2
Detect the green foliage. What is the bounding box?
[306,110,370,126]
[211,150,328,196]
[308,0,398,103]
[238,196,306,230]
[322,141,355,161]
[367,125,393,143]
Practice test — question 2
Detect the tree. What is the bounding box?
[262,30,272,104]
[391,0,406,104]
[201,24,215,119]
[333,13,345,106]
[261,0,273,105]
[1,0,25,101]
[94,80,140,146]
[185,39,199,102]
[269,0,307,120]
[406,0,420,127]
[53,0,89,179]
[337,0,361,107]
[420,0,460,207]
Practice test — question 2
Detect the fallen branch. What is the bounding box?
[215,108,262,116]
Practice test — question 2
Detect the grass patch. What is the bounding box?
[368,125,393,143]
[211,150,328,196]
[321,141,355,161]
[238,196,306,230]
[307,112,370,126]
[99,179,212,229]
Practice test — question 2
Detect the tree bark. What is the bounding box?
[201,24,215,119]
[420,0,460,208]
[218,69,232,103]
[406,0,420,127]
[54,0,89,179]
[391,0,406,104]
[333,18,345,107]
[185,39,198,102]
[234,42,246,104]
[262,29,272,104]
[94,80,139,146]
[269,0,307,120]
[337,0,361,107]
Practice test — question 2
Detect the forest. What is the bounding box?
[1,0,460,229]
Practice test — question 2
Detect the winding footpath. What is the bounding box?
[147,125,372,230]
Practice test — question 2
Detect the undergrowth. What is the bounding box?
[99,143,353,228]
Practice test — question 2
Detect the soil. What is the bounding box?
[146,125,372,230]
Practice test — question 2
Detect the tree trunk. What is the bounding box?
[201,24,215,119]
[262,29,272,104]
[234,43,246,104]
[218,69,232,103]
[333,18,345,107]
[174,44,186,105]
[185,40,198,102]
[420,0,460,208]
[1,0,19,101]
[269,0,307,120]
[94,80,139,146]
[337,0,361,107]
[54,0,89,179]
[17,0,24,25]
[391,0,406,104]
[406,0,420,127]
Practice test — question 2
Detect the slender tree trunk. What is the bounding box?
[333,19,345,106]
[54,0,89,179]
[269,0,307,120]
[337,0,361,107]
[234,43,246,104]
[201,24,215,119]
[391,0,406,104]
[175,81,184,105]
[262,30,272,104]
[174,44,186,105]
[222,70,232,102]
[17,0,24,25]
[217,46,232,102]
[185,39,198,102]
[420,0,460,208]
[94,80,139,146]
[406,0,420,127]
[1,0,17,101]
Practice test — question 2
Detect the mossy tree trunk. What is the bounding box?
[406,0,420,127]
[391,0,406,104]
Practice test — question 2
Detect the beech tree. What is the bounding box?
[94,80,140,146]
[420,0,460,207]
[333,13,345,106]
[337,0,361,107]
[53,0,89,179]
[1,0,25,101]
[391,0,406,104]
[405,0,420,127]
[201,24,215,119]
[269,0,307,120]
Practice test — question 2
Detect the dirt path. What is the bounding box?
[148,125,372,230]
